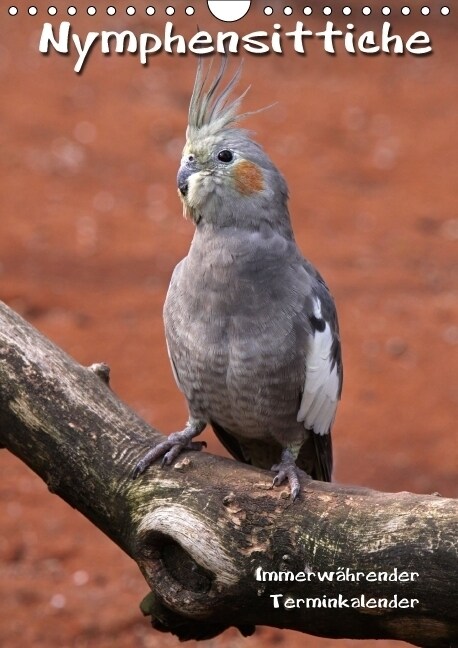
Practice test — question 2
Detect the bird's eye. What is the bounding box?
[217,150,233,163]
[187,154,194,162]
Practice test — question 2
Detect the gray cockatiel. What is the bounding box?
[133,60,343,499]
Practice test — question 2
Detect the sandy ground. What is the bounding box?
[0,4,456,648]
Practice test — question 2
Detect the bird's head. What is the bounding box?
[177,59,291,233]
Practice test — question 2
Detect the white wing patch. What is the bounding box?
[297,297,339,436]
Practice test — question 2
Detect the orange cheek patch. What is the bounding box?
[233,160,264,196]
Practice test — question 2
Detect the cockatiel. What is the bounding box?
[133,59,343,499]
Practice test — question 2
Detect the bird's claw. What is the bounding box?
[271,458,302,500]
[132,430,206,479]
[160,440,207,467]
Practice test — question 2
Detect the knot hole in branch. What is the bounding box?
[135,505,240,617]
[141,530,214,594]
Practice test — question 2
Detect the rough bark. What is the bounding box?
[0,301,456,647]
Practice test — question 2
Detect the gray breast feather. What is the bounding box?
[164,231,342,449]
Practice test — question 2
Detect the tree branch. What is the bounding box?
[0,301,456,647]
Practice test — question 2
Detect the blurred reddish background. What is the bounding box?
[0,3,456,647]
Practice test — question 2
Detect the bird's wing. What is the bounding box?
[165,337,181,390]
[211,420,251,465]
[164,259,187,393]
[297,294,342,435]
[296,275,343,481]
[301,432,333,482]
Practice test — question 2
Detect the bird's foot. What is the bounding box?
[132,419,206,480]
[271,449,303,500]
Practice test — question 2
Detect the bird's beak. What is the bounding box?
[177,160,199,198]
